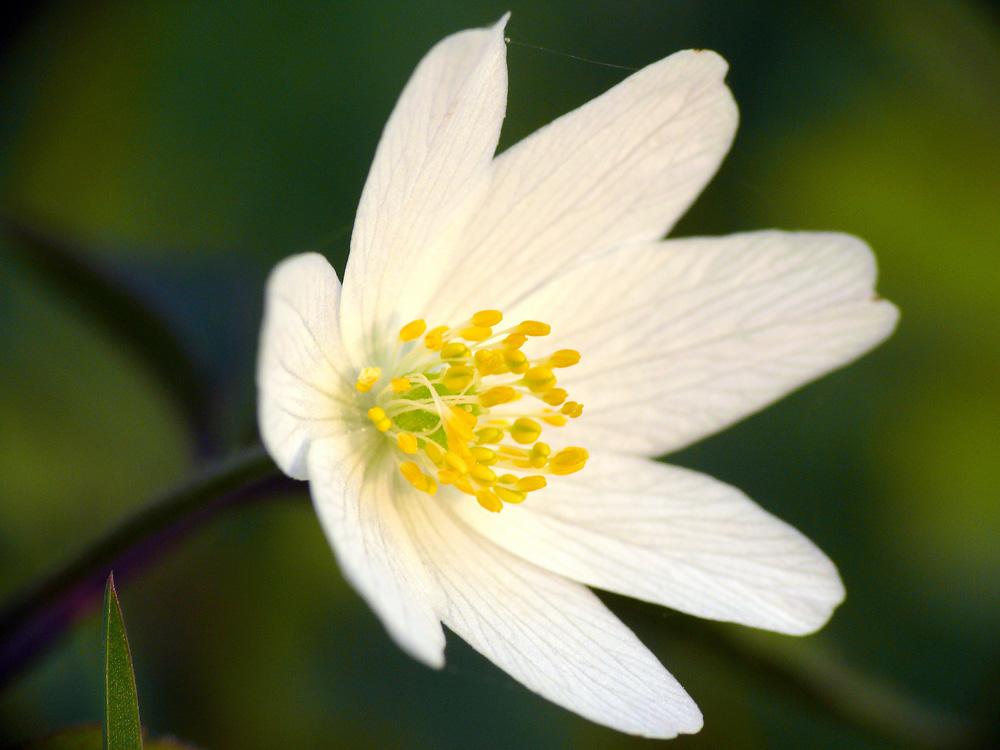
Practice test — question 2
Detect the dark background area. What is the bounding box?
[1,1,998,748]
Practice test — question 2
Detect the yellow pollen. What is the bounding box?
[399,319,427,342]
[442,365,476,391]
[502,333,527,349]
[472,310,503,327]
[516,476,547,492]
[469,446,497,465]
[479,386,517,407]
[476,489,503,513]
[475,427,505,445]
[355,367,381,392]
[494,486,527,504]
[461,325,492,341]
[522,366,557,393]
[503,349,530,374]
[367,407,392,432]
[400,462,437,495]
[469,464,498,486]
[390,377,412,393]
[548,349,581,368]
[424,325,449,350]
[440,342,471,360]
[370,309,589,510]
[542,388,568,406]
[517,321,551,337]
[510,418,542,445]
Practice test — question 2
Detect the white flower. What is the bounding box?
[256,15,897,738]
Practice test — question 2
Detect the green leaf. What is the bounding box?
[103,574,143,750]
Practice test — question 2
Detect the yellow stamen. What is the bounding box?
[542,388,568,406]
[472,310,503,327]
[510,418,542,445]
[367,406,392,431]
[424,325,449,350]
[522,366,556,393]
[443,365,476,391]
[470,464,498,487]
[517,321,551,337]
[516,476,547,492]
[391,377,412,393]
[355,367,381,393]
[479,386,517,407]
[548,349,581,368]
[399,319,427,342]
[440,342,471,360]
[476,489,503,513]
[461,325,492,342]
[494,486,527,504]
[397,433,418,454]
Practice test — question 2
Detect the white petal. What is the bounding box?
[340,17,509,362]
[424,48,738,321]
[307,438,446,668]
[513,230,899,456]
[397,495,702,738]
[452,452,845,635]
[256,253,354,479]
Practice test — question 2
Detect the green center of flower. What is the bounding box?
[354,310,588,512]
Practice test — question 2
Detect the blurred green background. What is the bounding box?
[1,0,998,748]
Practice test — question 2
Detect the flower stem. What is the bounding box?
[0,444,292,689]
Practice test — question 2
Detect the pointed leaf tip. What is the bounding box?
[103,573,143,750]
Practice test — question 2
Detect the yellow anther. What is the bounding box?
[367,407,392,431]
[542,414,568,426]
[560,401,584,418]
[443,451,469,475]
[472,310,503,327]
[447,406,477,443]
[502,349,530,374]
[510,418,542,445]
[548,349,581,368]
[542,388,568,406]
[442,366,476,391]
[424,442,444,466]
[497,473,519,485]
[470,464,498,487]
[497,445,529,458]
[474,349,503,375]
[522,366,557,393]
[475,489,503,513]
[355,367,381,392]
[390,377,412,393]
[548,447,589,475]
[424,325,449,350]
[400,462,436,495]
[399,319,427,342]
[453,476,477,496]
[397,433,419,454]
[461,325,492,341]
[502,333,527,350]
[475,427,505,445]
[469,446,497,465]
[479,386,517,408]
[494,486,527,504]
[517,320,551,337]
[532,442,551,457]
[550,447,588,465]
[440,342,471,360]
[516,476,547,492]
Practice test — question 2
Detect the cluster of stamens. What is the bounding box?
[354,310,587,513]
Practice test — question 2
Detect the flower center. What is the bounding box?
[354,310,588,513]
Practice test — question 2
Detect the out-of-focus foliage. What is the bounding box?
[1,1,997,748]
